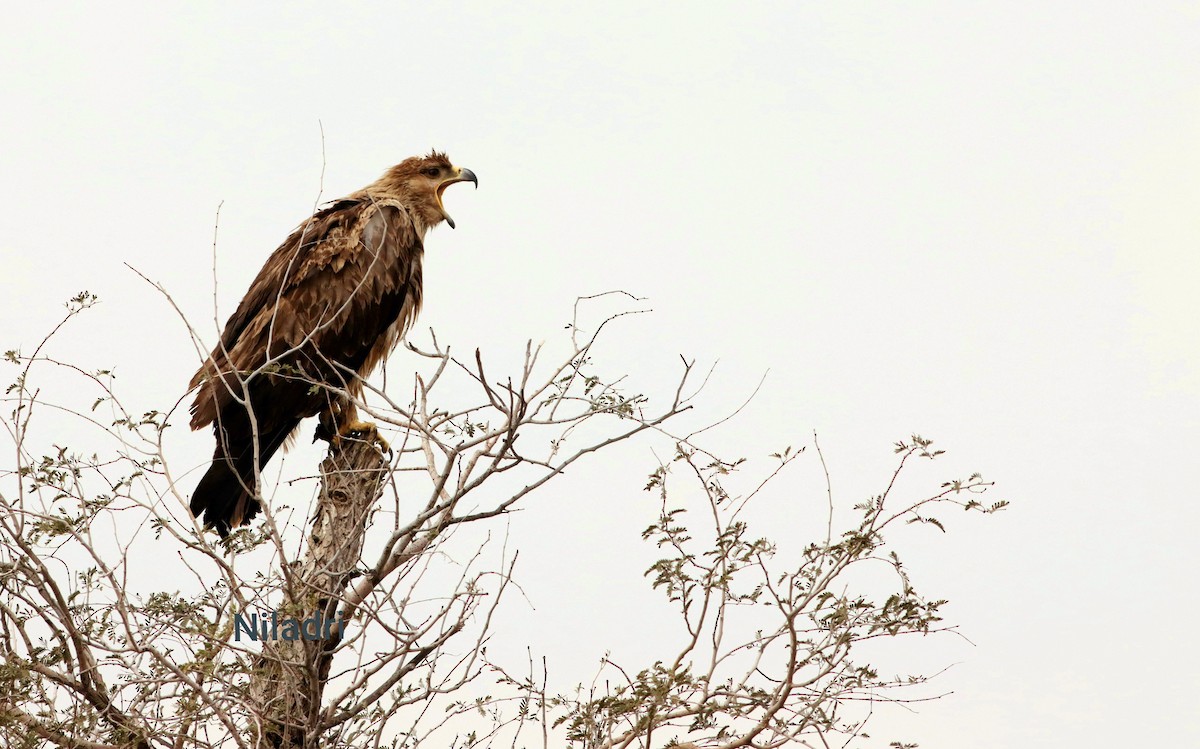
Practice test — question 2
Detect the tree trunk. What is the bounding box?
[248,438,388,748]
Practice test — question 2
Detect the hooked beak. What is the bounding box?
[437,166,478,229]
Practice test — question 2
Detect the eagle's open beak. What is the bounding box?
[437,166,477,229]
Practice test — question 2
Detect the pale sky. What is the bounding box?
[2,3,1198,747]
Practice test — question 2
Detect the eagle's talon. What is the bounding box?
[335,420,391,452]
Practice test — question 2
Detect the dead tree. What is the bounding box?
[249,438,389,748]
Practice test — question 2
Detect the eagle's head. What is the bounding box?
[370,151,478,230]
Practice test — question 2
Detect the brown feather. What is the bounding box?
[188,152,465,538]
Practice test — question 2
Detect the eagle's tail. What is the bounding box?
[190,460,256,540]
[190,419,296,539]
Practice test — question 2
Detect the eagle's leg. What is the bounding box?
[322,400,390,452]
[337,420,391,452]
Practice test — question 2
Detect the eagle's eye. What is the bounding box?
[422,167,440,178]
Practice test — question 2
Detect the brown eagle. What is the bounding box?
[188,151,476,538]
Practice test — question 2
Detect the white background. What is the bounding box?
[2,3,1197,746]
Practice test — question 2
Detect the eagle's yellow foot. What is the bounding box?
[334,420,391,452]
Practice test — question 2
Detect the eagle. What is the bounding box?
[187,151,476,538]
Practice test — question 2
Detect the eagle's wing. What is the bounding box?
[188,197,421,431]
[217,199,363,354]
